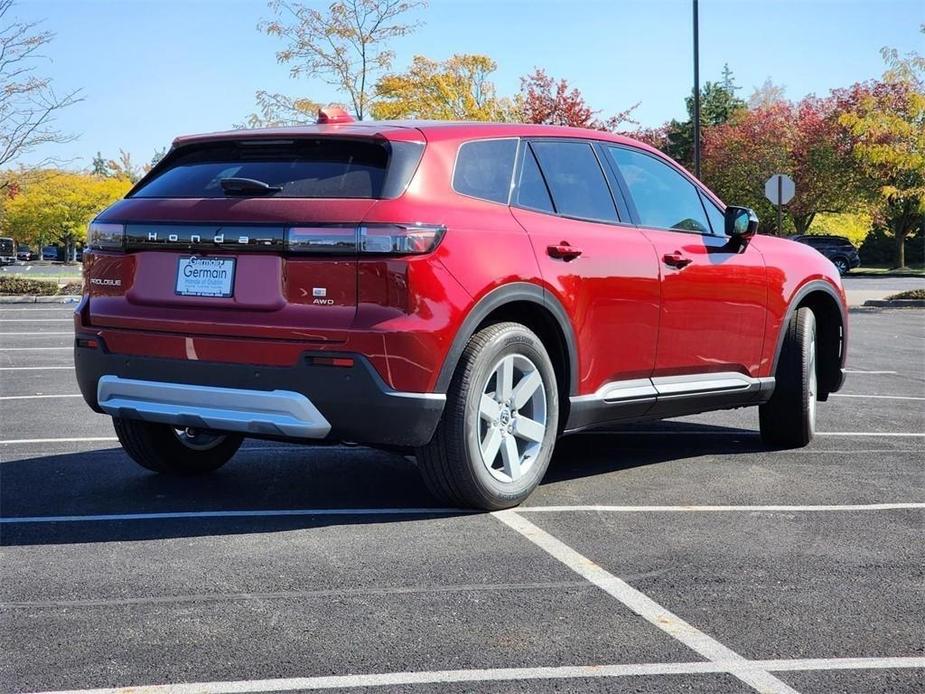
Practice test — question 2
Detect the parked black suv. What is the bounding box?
[791,235,860,276]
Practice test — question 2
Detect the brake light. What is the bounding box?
[87,222,124,250]
[285,224,444,256]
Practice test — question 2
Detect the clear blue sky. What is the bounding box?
[16,0,924,169]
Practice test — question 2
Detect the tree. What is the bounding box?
[657,76,746,169]
[839,32,925,268]
[519,68,595,128]
[0,0,81,168]
[749,78,787,109]
[3,171,131,261]
[701,102,793,233]
[259,0,426,120]
[372,54,515,121]
[106,149,142,183]
[518,68,638,131]
[786,95,865,233]
[702,96,866,235]
[237,90,321,128]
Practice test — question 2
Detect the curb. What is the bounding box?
[0,295,81,304]
[862,299,925,308]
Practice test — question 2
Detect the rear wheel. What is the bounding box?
[417,322,559,510]
[832,256,850,276]
[113,417,243,474]
[759,307,817,448]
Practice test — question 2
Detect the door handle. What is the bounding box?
[547,243,582,261]
[662,252,692,269]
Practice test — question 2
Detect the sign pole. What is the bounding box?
[692,0,701,179]
[777,176,783,234]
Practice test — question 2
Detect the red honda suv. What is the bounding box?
[75,114,848,510]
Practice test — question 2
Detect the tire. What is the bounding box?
[832,256,850,276]
[417,322,559,510]
[113,417,243,475]
[759,307,817,448]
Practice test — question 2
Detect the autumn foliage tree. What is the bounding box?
[372,54,515,121]
[838,34,925,268]
[519,69,595,127]
[518,68,638,131]
[259,0,426,121]
[3,171,131,261]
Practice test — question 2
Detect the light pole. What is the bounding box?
[692,0,701,179]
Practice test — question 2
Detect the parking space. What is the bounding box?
[1,305,923,693]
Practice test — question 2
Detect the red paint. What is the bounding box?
[81,121,846,396]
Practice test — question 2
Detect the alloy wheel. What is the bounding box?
[477,354,548,483]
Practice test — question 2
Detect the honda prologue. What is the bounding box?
[76,112,847,510]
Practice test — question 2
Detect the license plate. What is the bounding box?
[176,256,235,297]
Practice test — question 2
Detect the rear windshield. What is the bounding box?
[131,138,423,200]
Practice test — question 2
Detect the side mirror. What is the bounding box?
[724,206,759,244]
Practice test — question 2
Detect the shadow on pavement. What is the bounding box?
[1,421,766,546]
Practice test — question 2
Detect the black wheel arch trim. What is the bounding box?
[435,282,579,396]
[771,279,847,395]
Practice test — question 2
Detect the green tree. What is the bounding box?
[3,171,131,262]
[259,0,426,120]
[662,73,747,169]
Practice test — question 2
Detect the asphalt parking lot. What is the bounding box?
[1,304,923,694]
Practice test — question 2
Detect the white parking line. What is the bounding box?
[0,394,82,400]
[844,369,898,374]
[2,502,919,525]
[0,347,71,351]
[0,331,72,335]
[597,431,925,437]
[493,510,798,693]
[0,436,118,445]
[831,393,925,401]
[0,318,73,322]
[519,503,925,513]
[26,657,925,694]
[0,366,72,370]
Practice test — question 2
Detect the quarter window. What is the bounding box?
[530,141,618,222]
[701,192,726,236]
[607,146,710,234]
[515,146,555,213]
[452,139,518,204]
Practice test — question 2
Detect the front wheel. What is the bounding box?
[759,307,817,448]
[417,322,559,510]
[832,256,850,276]
[113,417,243,475]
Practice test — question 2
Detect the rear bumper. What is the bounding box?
[75,342,445,447]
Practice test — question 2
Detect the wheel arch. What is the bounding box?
[435,283,579,404]
[773,280,847,399]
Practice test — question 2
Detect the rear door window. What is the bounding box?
[529,141,618,222]
[452,138,518,204]
[131,138,422,199]
[607,146,710,233]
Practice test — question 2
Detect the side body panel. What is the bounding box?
[511,207,661,393]
[640,229,768,378]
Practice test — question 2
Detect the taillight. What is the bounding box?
[87,222,125,250]
[287,226,357,254]
[359,224,444,254]
[284,224,444,256]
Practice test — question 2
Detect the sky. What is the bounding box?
[14,0,924,170]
